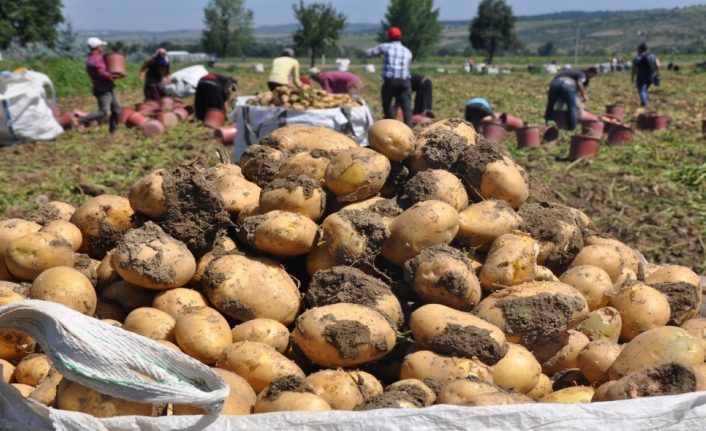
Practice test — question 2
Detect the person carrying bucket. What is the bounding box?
[544,67,597,131]
[139,48,171,101]
[631,43,660,107]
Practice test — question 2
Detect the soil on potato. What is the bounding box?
[525,175,555,205]
[421,378,445,397]
[385,382,432,406]
[114,222,179,285]
[309,149,333,159]
[201,266,257,322]
[260,375,315,401]
[625,362,698,398]
[367,199,403,219]
[551,368,590,390]
[403,171,441,206]
[380,161,409,199]
[424,323,508,365]
[331,210,390,265]
[241,145,286,187]
[261,175,320,199]
[320,317,390,359]
[416,129,468,171]
[492,292,587,346]
[353,391,421,411]
[455,140,512,190]
[158,165,232,257]
[403,244,475,297]
[73,253,98,286]
[649,281,701,325]
[26,206,62,226]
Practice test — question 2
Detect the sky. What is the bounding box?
[62,0,706,32]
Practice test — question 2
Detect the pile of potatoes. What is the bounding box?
[1,117,705,419]
[245,85,363,110]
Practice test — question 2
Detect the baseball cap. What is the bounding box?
[87,37,108,49]
[308,67,321,77]
[386,27,402,40]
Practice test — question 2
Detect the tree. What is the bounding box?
[292,1,347,68]
[469,0,520,64]
[0,0,63,49]
[54,19,83,59]
[537,40,556,57]
[202,0,254,57]
[378,0,442,61]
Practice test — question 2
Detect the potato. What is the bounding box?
[240,145,287,187]
[305,242,340,277]
[410,304,507,365]
[0,285,24,307]
[152,288,209,318]
[538,386,594,404]
[94,299,126,322]
[559,265,614,311]
[173,368,255,415]
[646,265,702,288]
[259,124,358,154]
[5,232,74,281]
[259,175,326,222]
[30,266,97,316]
[591,381,615,402]
[324,147,391,202]
[403,244,482,311]
[40,220,82,252]
[574,307,622,346]
[12,383,34,397]
[381,200,460,266]
[368,119,417,161]
[0,219,42,258]
[235,203,262,225]
[203,163,243,182]
[0,358,15,383]
[649,281,702,326]
[569,245,624,282]
[681,319,706,351]
[174,307,231,365]
[605,362,706,401]
[347,370,384,397]
[576,340,622,385]
[415,118,477,146]
[203,254,301,325]
[122,307,176,343]
[583,236,642,275]
[27,201,76,225]
[353,391,420,410]
[406,126,471,173]
[321,210,390,266]
[472,281,589,346]
[455,200,522,251]
[479,232,539,291]
[69,195,135,259]
[535,266,559,282]
[294,303,396,368]
[525,373,553,401]
[275,150,331,182]
[56,379,153,417]
[113,222,196,290]
[399,350,493,384]
[28,369,63,407]
[217,341,305,394]
[238,210,319,257]
[386,379,436,407]
[96,249,119,289]
[128,169,166,219]
[403,170,469,211]
[491,343,541,394]
[188,236,238,288]
[305,370,366,410]
[614,267,637,286]
[101,281,156,313]
[461,392,527,407]
[435,376,501,405]
[255,375,332,413]
[609,326,705,380]
[532,330,590,376]
[215,174,261,215]
[608,282,670,341]
[231,319,290,354]
[14,353,51,386]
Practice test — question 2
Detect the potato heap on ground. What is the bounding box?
[0,118,704,418]
[246,86,363,110]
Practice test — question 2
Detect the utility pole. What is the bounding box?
[574,27,579,65]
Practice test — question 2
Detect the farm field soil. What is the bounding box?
[1,70,705,273]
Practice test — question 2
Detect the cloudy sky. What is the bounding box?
[62,0,706,31]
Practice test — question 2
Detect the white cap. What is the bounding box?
[87,37,108,49]
[308,67,321,77]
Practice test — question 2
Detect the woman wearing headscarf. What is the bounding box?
[194,73,238,122]
[139,48,170,101]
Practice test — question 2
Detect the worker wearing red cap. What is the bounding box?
[365,26,413,127]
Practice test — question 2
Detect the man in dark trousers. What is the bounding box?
[411,74,433,115]
[75,37,123,133]
[544,67,597,131]
[632,43,660,107]
[365,27,413,127]
[139,48,170,101]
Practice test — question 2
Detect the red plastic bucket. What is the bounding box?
[173,100,186,110]
[515,125,541,148]
[172,108,189,122]
[143,109,163,119]
[58,112,74,130]
[579,110,599,122]
[481,121,506,142]
[649,114,667,131]
[412,114,433,127]
[119,107,135,125]
[580,120,605,138]
[500,113,524,130]
[543,126,559,144]
[204,108,226,129]
[157,111,179,128]
[73,109,89,118]
[184,105,195,117]
[569,135,600,161]
[126,112,149,128]
[606,124,634,146]
[215,125,237,145]
[103,53,126,75]
[636,110,654,130]
[160,97,175,110]
[141,120,166,137]
[605,105,625,121]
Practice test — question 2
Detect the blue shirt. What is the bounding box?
[633,52,657,77]
[365,41,412,79]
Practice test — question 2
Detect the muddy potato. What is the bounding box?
[238,210,318,257]
[399,350,493,384]
[324,147,391,202]
[102,281,156,313]
[321,210,389,266]
[569,245,624,282]
[538,386,595,404]
[472,281,589,346]
[605,362,706,401]
[128,169,166,219]
[608,282,670,342]
[645,265,702,288]
[535,266,559,282]
[491,343,541,394]
[259,175,326,222]
[69,195,135,259]
[576,307,622,342]
[609,326,705,380]
[5,232,74,281]
[305,370,366,410]
[403,170,469,211]
[403,244,482,311]
[122,307,176,343]
[27,201,76,225]
[479,232,539,291]
[406,127,470,174]
[203,254,301,325]
[40,220,82,252]
[96,249,119,289]
[614,267,637,286]
[275,150,331,182]
[368,119,417,161]
[532,330,590,376]
[30,266,97,316]
[386,379,436,407]
[260,124,358,154]
[381,200,460,266]
[203,163,243,182]
[240,145,287,187]
[215,174,262,215]
[354,391,420,410]
[235,203,262,225]
[576,340,622,385]
[649,281,702,326]
[525,373,553,401]
[294,303,396,368]
[231,319,290,354]
[56,379,153,417]
[0,358,15,383]
[173,368,256,415]
[174,307,231,365]
[416,118,477,145]
[0,219,42,280]
[583,236,642,275]
[14,353,51,386]
[410,304,508,365]
[73,253,99,287]
[347,370,384,397]
[455,200,522,251]
[435,376,501,405]
[681,319,706,351]
[254,375,332,413]
[559,265,614,311]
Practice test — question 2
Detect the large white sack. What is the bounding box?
[165,65,209,97]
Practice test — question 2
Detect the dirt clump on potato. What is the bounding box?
[260,375,315,401]
[27,206,63,226]
[524,176,554,205]
[367,199,404,218]
[421,378,445,396]
[417,129,468,171]
[261,175,319,199]
[650,282,701,326]
[158,166,232,256]
[353,391,421,410]
[331,210,390,265]
[321,319,389,360]
[424,323,508,365]
[403,171,442,205]
[456,140,510,190]
[241,145,286,187]
[115,222,180,286]
[404,244,475,298]
[73,253,98,286]
[380,162,409,198]
[613,362,699,399]
[385,382,433,406]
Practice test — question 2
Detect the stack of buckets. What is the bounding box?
[567,105,639,162]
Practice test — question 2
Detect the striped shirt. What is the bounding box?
[365,41,412,79]
[86,52,115,91]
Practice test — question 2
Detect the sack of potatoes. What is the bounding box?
[246,86,363,110]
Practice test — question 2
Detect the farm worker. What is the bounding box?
[267,48,302,91]
[632,43,660,107]
[139,48,171,101]
[194,73,238,122]
[464,98,494,130]
[365,26,413,127]
[74,37,123,133]
[411,74,433,115]
[308,67,364,96]
[544,67,597,131]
